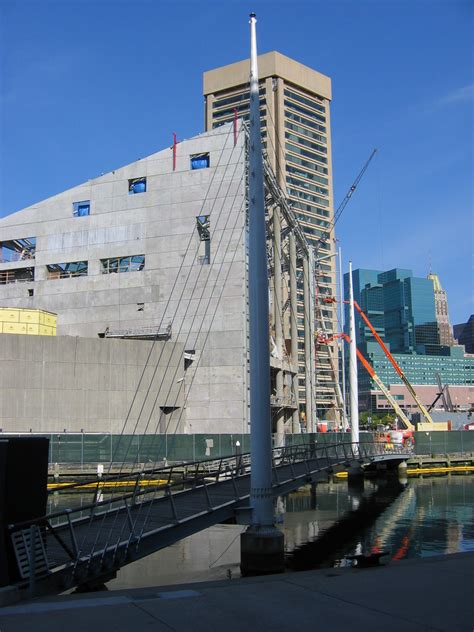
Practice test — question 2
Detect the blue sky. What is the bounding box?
[0,0,472,324]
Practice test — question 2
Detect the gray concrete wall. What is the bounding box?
[0,125,249,434]
[0,334,184,434]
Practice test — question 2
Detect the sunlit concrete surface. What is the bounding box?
[0,551,472,631]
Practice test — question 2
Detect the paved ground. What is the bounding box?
[0,552,473,631]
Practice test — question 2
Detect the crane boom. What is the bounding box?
[333,149,377,227]
[351,300,435,426]
[317,331,414,430]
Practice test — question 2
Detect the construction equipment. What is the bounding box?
[317,331,414,446]
[324,296,449,431]
[310,149,378,423]
[428,372,454,412]
[333,149,377,228]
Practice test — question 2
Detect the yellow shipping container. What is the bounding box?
[43,313,56,327]
[0,308,57,336]
[39,325,55,336]
[3,322,28,334]
[19,310,41,324]
[0,308,20,323]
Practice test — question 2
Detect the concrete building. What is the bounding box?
[203,51,339,421]
[0,335,184,434]
[0,124,311,435]
[373,383,473,415]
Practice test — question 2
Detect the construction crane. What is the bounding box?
[333,148,378,228]
[324,296,446,430]
[314,149,378,247]
[309,149,378,425]
[317,331,415,443]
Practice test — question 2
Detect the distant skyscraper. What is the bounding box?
[204,51,338,419]
[345,268,442,355]
[454,315,474,354]
[428,273,455,347]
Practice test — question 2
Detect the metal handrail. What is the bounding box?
[10,441,409,533]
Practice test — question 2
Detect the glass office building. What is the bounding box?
[344,268,473,411]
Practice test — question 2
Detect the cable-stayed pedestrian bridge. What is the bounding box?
[9,440,410,598]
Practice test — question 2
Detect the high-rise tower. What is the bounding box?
[204,52,338,420]
[428,273,456,347]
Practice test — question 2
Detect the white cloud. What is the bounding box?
[436,84,474,108]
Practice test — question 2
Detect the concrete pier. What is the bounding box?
[240,526,285,576]
[0,552,472,630]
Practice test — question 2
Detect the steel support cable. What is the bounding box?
[51,130,244,512]
[80,128,247,561]
[97,137,250,551]
[262,113,325,426]
[125,192,249,543]
[107,122,240,474]
[237,117,316,429]
[137,125,315,481]
[91,168,247,551]
[74,124,241,558]
[265,107,341,418]
[148,122,308,470]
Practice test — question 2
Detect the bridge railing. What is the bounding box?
[8,440,410,588]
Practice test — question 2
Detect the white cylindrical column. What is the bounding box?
[241,13,284,577]
[338,247,348,429]
[273,204,285,448]
[348,261,359,446]
[289,233,300,433]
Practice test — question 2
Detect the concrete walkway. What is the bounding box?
[0,552,473,631]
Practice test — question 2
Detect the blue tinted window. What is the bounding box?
[191,154,210,170]
[73,201,90,217]
[128,178,146,194]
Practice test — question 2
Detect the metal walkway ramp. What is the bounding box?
[9,441,410,597]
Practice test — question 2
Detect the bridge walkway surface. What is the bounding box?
[8,441,410,598]
[0,552,472,631]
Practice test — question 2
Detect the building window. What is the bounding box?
[0,268,34,284]
[73,201,90,217]
[0,238,36,263]
[196,215,210,264]
[191,153,210,170]
[128,178,146,194]
[46,261,88,279]
[101,255,145,274]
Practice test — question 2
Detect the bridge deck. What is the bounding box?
[8,442,410,597]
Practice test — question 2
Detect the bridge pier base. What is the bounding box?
[240,526,285,577]
[347,464,364,485]
[310,483,317,511]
